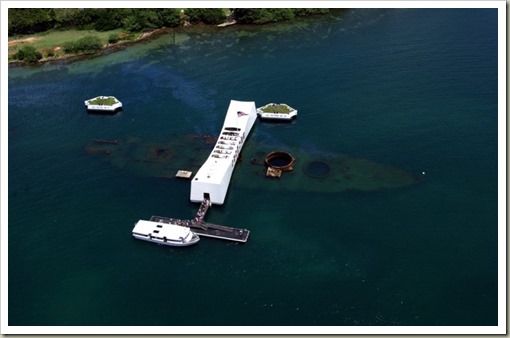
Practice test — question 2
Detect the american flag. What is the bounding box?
[237,111,248,117]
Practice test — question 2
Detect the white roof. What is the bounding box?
[132,220,191,240]
[193,100,256,184]
[222,100,256,133]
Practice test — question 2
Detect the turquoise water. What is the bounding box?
[8,9,498,326]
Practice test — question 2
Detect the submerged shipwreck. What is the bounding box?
[85,100,424,247]
[85,132,423,194]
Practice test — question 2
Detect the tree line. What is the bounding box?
[8,8,332,36]
[232,9,330,24]
[8,9,181,36]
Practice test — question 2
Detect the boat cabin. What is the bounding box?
[132,220,199,247]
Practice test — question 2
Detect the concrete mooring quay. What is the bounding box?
[150,198,250,243]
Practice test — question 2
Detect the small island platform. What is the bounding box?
[85,96,123,113]
[257,103,297,121]
[175,170,193,179]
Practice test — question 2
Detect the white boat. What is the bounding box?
[256,103,297,121]
[84,96,123,113]
[190,100,258,205]
[132,220,200,247]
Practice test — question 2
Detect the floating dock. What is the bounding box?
[149,197,249,243]
[150,216,249,243]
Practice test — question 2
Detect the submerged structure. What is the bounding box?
[87,100,424,247]
[85,134,424,193]
[190,100,258,205]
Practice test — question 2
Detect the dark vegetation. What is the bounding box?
[232,8,330,24]
[11,45,42,62]
[8,8,182,36]
[62,35,102,54]
[185,8,227,25]
[8,8,332,36]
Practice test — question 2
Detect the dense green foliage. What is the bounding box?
[232,8,330,24]
[63,35,102,54]
[108,33,119,44]
[12,45,43,62]
[8,9,54,35]
[8,8,180,36]
[185,8,227,24]
[121,9,180,32]
[8,8,332,36]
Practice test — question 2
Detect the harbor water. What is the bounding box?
[8,9,498,326]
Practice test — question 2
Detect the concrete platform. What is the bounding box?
[175,170,193,179]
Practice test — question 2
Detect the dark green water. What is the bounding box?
[8,9,498,326]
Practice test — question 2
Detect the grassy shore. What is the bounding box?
[8,28,142,61]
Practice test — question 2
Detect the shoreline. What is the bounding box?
[8,26,176,67]
[7,10,342,67]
